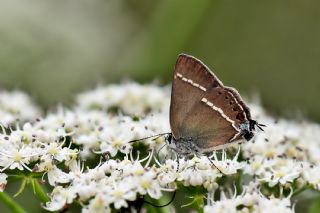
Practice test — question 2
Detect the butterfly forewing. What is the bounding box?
[170,54,223,139]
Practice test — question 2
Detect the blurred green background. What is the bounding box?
[0,1,320,212]
[1,0,320,120]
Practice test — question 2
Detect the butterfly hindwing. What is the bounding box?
[177,93,239,150]
[202,86,248,128]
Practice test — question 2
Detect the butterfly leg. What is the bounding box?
[206,155,223,174]
[176,152,180,172]
[156,143,167,164]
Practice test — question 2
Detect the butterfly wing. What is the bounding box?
[177,88,242,151]
[170,54,249,151]
[224,86,252,121]
[170,54,223,139]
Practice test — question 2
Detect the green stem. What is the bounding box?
[32,179,49,203]
[194,195,204,213]
[14,179,26,197]
[292,186,310,197]
[144,193,173,213]
[0,191,27,213]
[235,170,243,195]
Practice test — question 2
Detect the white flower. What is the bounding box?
[244,155,267,176]
[176,156,221,190]
[82,193,111,213]
[204,190,240,213]
[0,145,37,172]
[103,181,137,209]
[259,158,301,187]
[98,129,132,157]
[136,170,162,199]
[156,159,177,186]
[47,166,70,186]
[256,196,294,213]
[205,181,294,213]
[44,186,77,211]
[40,140,77,162]
[302,163,320,190]
[0,90,41,126]
[211,148,244,175]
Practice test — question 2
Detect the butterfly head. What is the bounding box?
[240,119,266,141]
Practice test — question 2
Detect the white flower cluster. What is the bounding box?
[0,122,77,179]
[156,150,243,191]
[242,104,320,191]
[45,155,165,211]
[0,90,41,126]
[75,83,170,115]
[0,83,319,212]
[43,150,244,212]
[34,109,169,159]
[204,182,294,213]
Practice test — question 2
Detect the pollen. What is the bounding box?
[154,137,163,144]
[93,197,105,208]
[275,171,285,178]
[287,147,299,159]
[252,161,262,170]
[21,135,31,144]
[264,149,276,158]
[135,168,144,175]
[141,180,150,189]
[47,144,59,155]
[112,139,123,149]
[13,151,22,162]
[113,189,123,198]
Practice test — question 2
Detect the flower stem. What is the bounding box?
[31,178,49,203]
[0,191,27,213]
[14,179,26,197]
[144,193,173,213]
[292,186,310,197]
[194,195,204,213]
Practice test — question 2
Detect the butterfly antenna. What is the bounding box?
[256,123,266,131]
[144,190,176,208]
[128,133,170,143]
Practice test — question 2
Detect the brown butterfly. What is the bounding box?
[166,54,265,156]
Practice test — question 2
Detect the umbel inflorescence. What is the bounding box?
[0,83,320,212]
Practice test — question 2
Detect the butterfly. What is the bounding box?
[166,54,265,156]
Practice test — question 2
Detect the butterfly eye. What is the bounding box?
[165,134,173,144]
[244,131,254,141]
